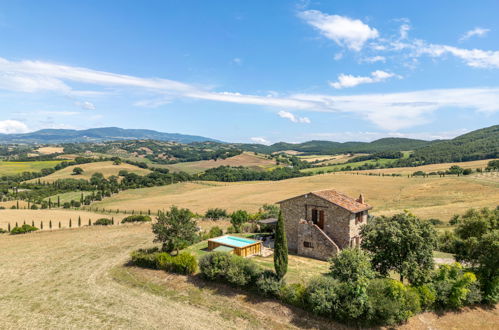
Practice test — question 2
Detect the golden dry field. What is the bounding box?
[35,146,65,154]
[26,161,151,183]
[299,153,367,165]
[91,170,499,221]
[0,225,496,329]
[158,152,276,174]
[0,160,63,176]
[0,209,128,230]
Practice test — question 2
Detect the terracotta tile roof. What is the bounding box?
[311,189,371,213]
[278,189,372,213]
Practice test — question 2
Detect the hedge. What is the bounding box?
[94,218,113,226]
[130,248,197,275]
[121,215,152,223]
[10,224,38,235]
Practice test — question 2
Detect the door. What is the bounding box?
[317,210,325,229]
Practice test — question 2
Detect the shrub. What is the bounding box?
[156,252,198,275]
[199,252,262,286]
[432,263,482,309]
[255,270,283,297]
[279,283,306,308]
[428,218,444,226]
[121,215,152,223]
[10,224,39,235]
[414,284,437,310]
[94,218,113,226]
[63,202,71,209]
[208,226,223,238]
[0,228,7,234]
[438,231,458,253]
[305,276,341,317]
[205,208,227,220]
[366,278,421,326]
[230,210,249,233]
[130,247,160,269]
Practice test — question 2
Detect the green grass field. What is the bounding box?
[0,160,63,176]
[43,191,94,204]
[301,158,395,174]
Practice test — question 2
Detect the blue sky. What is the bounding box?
[0,0,498,143]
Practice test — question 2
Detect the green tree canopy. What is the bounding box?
[72,167,84,175]
[274,210,288,279]
[152,206,198,254]
[230,210,249,233]
[361,212,437,284]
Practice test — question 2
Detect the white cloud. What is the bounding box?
[362,55,386,63]
[460,27,490,41]
[75,101,96,110]
[277,110,311,123]
[232,58,243,65]
[415,43,499,68]
[39,111,80,116]
[399,23,410,39]
[330,70,397,89]
[250,137,271,145]
[298,10,378,51]
[0,120,29,133]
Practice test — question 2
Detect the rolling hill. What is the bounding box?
[0,127,222,144]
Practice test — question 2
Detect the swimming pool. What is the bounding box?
[208,235,262,257]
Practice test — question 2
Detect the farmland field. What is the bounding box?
[0,225,496,329]
[302,158,395,173]
[298,153,367,165]
[35,146,65,154]
[92,169,499,221]
[26,161,151,183]
[0,160,62,176]
[158,152,276,174]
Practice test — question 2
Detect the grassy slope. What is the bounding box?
[0,160,63,176]
[302,158,394,173]
[92,168,499,221]
[26,161,151,183]
[157,152,276,174]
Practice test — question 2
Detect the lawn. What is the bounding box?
[0,160,63,176]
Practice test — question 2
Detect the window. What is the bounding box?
[303,241,313,248]
[311,209,318,223]
[355,212,363,224]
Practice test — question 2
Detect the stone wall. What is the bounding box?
[297,220,339,260]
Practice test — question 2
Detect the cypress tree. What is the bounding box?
[88,219,91,226]
[78,216,81,227]
[48,198,52,209]
[112,217,114,225]
[59,221,61,229]
[274,210,288,280]
[57,196,60,207]
[8,223,11,232]
[69,218,72,228]
[23,220,26,225]
[15,222,18,227]
[40,221,43,230]
[16,201,19,209]
[31,220,34,226]
[49,220,52,229]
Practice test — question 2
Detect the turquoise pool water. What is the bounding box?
[210,235,259,248]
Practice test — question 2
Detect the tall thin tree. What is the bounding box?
[274,210,288,279]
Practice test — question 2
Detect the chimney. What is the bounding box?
[357,194,365,204]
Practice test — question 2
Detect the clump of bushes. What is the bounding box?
[10,224,38,235]
[204,208,227,220]
[0,228,7,234]
[199,252,262,286]
[156,252,198,275]
[94,218,113,226]
[121,215,152,223]
[130,248,197,275]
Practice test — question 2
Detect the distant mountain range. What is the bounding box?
[0,127,223,144]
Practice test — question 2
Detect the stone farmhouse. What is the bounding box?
[277,189,372,260]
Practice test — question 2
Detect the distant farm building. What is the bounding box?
[208,235,262,257]
[278,189,372,261]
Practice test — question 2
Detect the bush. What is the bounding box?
[230,210,249,233]
[199,252,262,287]
[130,247,160,269]
[10,224,39,235]
[205,208,227,220]
[366,278,421,326]
[208,226,223,238]
[428,218,444,226]
[94,218,113,226]
[121,215,152,223]
[0,228,7,234]
[438,231,458,253]
[255,270,283,297]
[305,276,341,317]
[279,283,306,308]
[414,284,437,310]
[156,252,198,275]
[432,263,482,309]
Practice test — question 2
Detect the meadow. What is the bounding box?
[26,161,151,183]
[158,152,276,174]
[301,158,395,173]
[92,167,499,221]
[0,224,496,329]
[0,160,62,176]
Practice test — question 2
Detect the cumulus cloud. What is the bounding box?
[414,43,499,68]
[0,120,29,134]
[298,10,378,51]
[460,27,490,41]
[277,110,311,123]
[330,70,397,89]
[250,137,271,145]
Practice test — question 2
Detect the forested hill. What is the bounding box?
[408,125,499,163]
[239,137,433,155]
[0,127,221,144]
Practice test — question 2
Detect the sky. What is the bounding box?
[0,0,498,144]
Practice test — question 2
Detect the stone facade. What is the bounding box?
[278,191,370,260]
